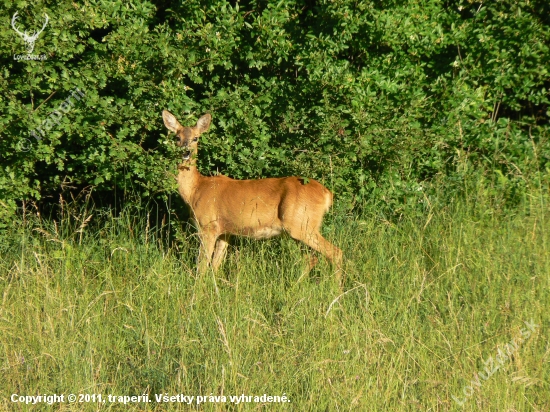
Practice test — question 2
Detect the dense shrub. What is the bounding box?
[1,0,549,222]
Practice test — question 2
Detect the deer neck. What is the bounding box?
[176,164,201,205]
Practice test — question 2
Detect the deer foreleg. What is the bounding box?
[197,231,218,275]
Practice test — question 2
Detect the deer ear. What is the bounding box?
[196,114,212,134]
[162,110,181,133]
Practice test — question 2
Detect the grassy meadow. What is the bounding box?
[0,186,548,411]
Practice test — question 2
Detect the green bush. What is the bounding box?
[1,0,549,222]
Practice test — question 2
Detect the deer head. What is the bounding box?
[11,12,49,54]
[162,110,211,165]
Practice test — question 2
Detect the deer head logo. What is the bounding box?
[11,12,49,54]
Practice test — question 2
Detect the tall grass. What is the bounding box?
[0,187,548,411]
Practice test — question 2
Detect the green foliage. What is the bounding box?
[1,0,549,219]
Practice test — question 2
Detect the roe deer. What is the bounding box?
[163,110,343,283]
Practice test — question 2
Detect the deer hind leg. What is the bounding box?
[211,234,230,272]
[292,239,320,282]
[306,254,319,271]
[298,253,319,282]
[197,231,219,275]
[291,229,343,284]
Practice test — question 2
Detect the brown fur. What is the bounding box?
[163,110,343,282]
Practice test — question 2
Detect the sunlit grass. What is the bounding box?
[0,189,548,411]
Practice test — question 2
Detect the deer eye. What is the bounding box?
[193,137,198,142]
